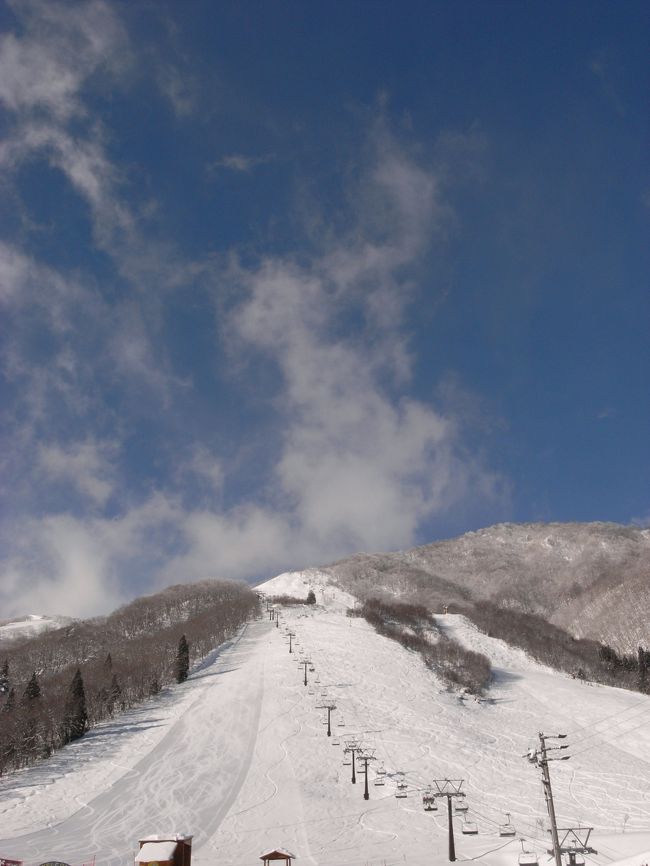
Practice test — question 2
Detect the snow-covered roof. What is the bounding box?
[136,841,178,863]
[260,848,296,860]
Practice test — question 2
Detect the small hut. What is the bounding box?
[136,834,192,866]
[260,848,296,866]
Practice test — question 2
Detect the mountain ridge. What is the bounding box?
[320,520,650,653]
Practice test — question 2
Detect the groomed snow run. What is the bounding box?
[1,570,649,866]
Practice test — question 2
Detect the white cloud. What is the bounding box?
[186,446,224,492]
[38,439,117,506]
[0,0,130,120]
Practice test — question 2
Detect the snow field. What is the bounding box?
[1,570,649,866]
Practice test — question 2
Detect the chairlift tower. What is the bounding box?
[344,739,362,784]
[316,702,337,736]
[357,749,376,800]
[429,779,466,862]
[287,631,296,653]
[299,658,313,686]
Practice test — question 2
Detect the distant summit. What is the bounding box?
[0,614,74,644]
[323,521,650,653]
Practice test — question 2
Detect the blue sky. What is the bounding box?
[1,0,648,617]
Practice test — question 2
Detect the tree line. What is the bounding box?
[350,596,492,695]
[0,580,259,775]
[462,601,650,693]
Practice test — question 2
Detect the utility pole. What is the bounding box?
[316,702,336,736]
[430,780,465,862]
[344,739,362,784]
[287,631,295,653]
[357,749,376,800]
[525,733,596,866]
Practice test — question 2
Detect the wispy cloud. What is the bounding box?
[0,7,508,619]
[38,438,117,507]
[209,153,274,174]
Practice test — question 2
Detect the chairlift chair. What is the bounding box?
[454,801,468,813]
[343,756,352,766]
[374,777,385,787]
[337,718,345,726]
[332,738,340,746]
[518,841,539,866]
[377,764,386,775]
[422,790,438,812]
[461,821,478,835]
[498,813,516,837]
[395,788,407,799]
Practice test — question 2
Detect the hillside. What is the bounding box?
[1,570,649,866]
[0,580,258,776]
[322,522,650,653]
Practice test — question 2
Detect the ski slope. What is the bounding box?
[1,571,650,866]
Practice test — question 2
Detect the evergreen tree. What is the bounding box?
[23,671,41,703]
[63,669,88,744]
[639,646,648,691]
[2,687,15,713]
[108,674,122,716]
[21,672,44,763]
[104,652,113,675]
[0,659,9,694]
[175,635,190,683]
[306,589,316,605]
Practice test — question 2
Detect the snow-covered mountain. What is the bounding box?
[322,522,650,653]
[0,614,73,644]
[1,569,649,866]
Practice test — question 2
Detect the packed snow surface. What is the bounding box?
[1,571,649,866]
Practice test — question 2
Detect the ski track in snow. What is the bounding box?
[1,573,650,866]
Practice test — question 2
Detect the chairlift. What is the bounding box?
[332,738,340,746]
[454,801,468,813]
[395,788,407,799]
[309,666,315,672]
[423,789,438,812]
[498,813,516,837]
[518,841,539,866]
[377,764,386,775]
[374,777,385,787]
[461,821,478,835]
[315,676,321,683]
[337,718,345,726]
[343,756,352,766]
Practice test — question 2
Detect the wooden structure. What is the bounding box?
[136,835,192,866]
[259,849,296,866]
